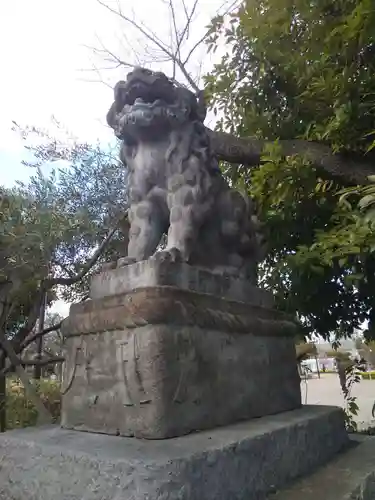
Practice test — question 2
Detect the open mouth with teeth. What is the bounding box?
[118,80,189,130]
[122,80,175,106]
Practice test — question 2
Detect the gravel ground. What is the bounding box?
[301,373,375,428]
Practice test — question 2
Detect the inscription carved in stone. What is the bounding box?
[115,334,151,407]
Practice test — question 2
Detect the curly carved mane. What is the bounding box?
[165,120,219,177]
[106,67,264,281]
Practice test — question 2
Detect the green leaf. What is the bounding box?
[358,195,375,210]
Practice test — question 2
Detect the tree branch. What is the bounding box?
[96,0,200,92]
[6,290,45,354]
[1,219,121,371]
[175,0,199,61]
[1,356,65,376]
[97,0,172,57]
[23,356,65,366]
[168,0,179,78]
[0,330,52,423]
[182,0,240,66]
[20,320,64,352]
[46,222,119,287]
[208,129,375,185]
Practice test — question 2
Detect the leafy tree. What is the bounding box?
[13,125,130,301]
[205,0,375,341]
[1,129,129,346]
[355,339,375,368]
[0,132,129,429]
[22,312,65,379]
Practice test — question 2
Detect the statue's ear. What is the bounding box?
[196,90,207,122]
[114,81,128,112]
[106,102,117,129]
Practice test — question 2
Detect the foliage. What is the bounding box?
[0,186,67,336]
[325,350,351,362]
[206,0,375,151]
[5,377,61,429]
[2,126,128,322]
[22,312,65,378]
[354,338,375,368]
[205,0,375,340]
[0,128,130,386]
[15,129,129,302]
[340,361,361,433]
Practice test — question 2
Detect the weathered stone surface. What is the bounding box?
[90,258,273,307]
[0,406,349,500]
[270,434,375,500]
[67,286,294,336]
[106,67,265,281]
[61,287,300,439]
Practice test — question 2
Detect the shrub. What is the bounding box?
[5,377,61,430]
[358,371,375,380]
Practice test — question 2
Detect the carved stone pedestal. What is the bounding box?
[0,258,353,500]
[61,257,301,439]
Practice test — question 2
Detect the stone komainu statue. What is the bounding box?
[107,67,264,283]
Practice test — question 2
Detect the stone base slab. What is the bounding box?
[271,434,375,500]
[90,257,273,307]
[0,406,349,500]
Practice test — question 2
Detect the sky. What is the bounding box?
[0,0,232,316]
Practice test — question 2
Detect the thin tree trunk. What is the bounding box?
[0,331,51,425]
[34,292,46,380]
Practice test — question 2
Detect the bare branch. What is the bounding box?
[20,320,64,353]
[181,0,190,23]
[96,0,201,92]
[46,220,120,287]
[182,0,240,66]
[168,0,179,78]
[97,0,173,58]
[183,30,208,66]
[177,0,199,57]
[84,43,135,69]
